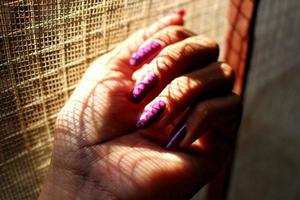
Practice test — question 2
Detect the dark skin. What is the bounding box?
[39,12,242,200]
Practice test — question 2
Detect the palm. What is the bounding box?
[54,53,220,199]
[84,132,218,199]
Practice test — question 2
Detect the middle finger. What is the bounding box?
[135,62,235,129]
[130,35,220,103]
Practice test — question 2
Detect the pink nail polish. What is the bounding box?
[130,40,161,66]
[130,72,158,103]
[136,100,166,129]
[166,107,190,149]
[165,124,187,149]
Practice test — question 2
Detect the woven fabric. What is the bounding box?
[205,1,258,200]
[228,0,300,199]
[224,0,256,95]
[0,0,228,199]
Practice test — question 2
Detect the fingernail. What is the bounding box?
[130,40,161,66]
[165,124,187,149]
[130,72,158,103]
[175,9,185,17]
[136,100,166,129]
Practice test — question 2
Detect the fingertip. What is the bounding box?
[175,8,185,17]
[162,9,185,26]
[173,9,185,26]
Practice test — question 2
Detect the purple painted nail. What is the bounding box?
[130,40,161,66]
[136,100,166,129]
[165,124,187,149]
[130,72,158,103]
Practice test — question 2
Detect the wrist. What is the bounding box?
[39,165,76,200]
[39,164,118,200]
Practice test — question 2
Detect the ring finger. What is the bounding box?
[130,35,220,103]
[135,61,235,130]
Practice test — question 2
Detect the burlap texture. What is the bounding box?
[0,0,228,199]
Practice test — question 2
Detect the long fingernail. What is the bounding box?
[130,72,158,103]
[165,124,187,149]
[136,100,166,129]
[130,40,161,66]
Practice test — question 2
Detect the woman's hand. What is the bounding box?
[39,10,242,200]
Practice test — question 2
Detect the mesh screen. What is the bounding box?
[0,0,228,199]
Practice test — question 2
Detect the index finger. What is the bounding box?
[114,9,185,61]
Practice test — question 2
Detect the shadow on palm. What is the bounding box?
[53,45,227,199]
[85,131,220,199]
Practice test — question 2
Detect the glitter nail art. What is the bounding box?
[130,40,161,66]
[136,100,166,129]
[130,72,158,103]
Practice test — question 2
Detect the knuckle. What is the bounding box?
[197,35,219,51]
[160,40,193,64]
[220,62,235,82]
[155,52,177,73]
[167,76,191,99]
[187,35,220,59]
[196,101,214,119]
[159,26,194,43]
[162,76,202,104]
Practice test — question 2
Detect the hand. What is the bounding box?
[39,11,242,200]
